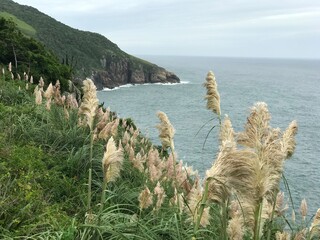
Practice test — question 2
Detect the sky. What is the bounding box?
[13,0,320,59]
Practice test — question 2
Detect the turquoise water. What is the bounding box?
[97,56,320,215]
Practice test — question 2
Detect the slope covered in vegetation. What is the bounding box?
[0,0,180,88]
[0,62,319,239]
[0,17,72,91]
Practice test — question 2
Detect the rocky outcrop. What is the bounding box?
[93,56,180,90]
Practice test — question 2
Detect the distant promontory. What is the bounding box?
[0,0,180,89]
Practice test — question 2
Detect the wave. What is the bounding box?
[101,81,190,91]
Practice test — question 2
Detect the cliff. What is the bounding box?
[0,0,180,89]
[93,56,180,90]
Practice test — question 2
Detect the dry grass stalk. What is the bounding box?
[96,109,111,131]
[98,121,113,140]
[282,120,298,159]
[66,94,78,109]
[131,152,145,172]
[101,137,123,184]
[292,209,296,223]
[227,214,245,240]
[111,118,119,137]
[138,186,153,210]
[64,107,69,120]
[149,164,162,182]
[237,102,271,148]
[147,149,164,182]
[122,131,130,145]
[166,152,176,180]
[204,71,221,115]
[24,73,28,81]
[78,78,99,130]
[204,101,298,236]
[300,199,308,221]
[275,231,291,240]
[39,77,44,88]
[205,148,256,204]
[170,188,185,214]
[275,192,288,216]
[156,111,175,150]
[44,83,54,110]
[34,85,43,105]
[310,208,320,238]
[220,115,235,146]
[293,229,307,240]
[53,80,63,105]
[186,182,210,227]
[154,181,166,210]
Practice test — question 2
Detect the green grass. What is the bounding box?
[0,70,319,240]
[0,11,36,37]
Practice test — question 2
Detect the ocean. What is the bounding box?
[97,55,320,216]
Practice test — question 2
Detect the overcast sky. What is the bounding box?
[13,0,320,59]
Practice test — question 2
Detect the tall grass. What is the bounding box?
[0,64,319,239]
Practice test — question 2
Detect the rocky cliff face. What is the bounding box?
[92,56,180,90]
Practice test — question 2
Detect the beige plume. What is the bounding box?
[310,208,320,238]
[204,71,221,115]
[237,102,270,148]
[101,137,123,184]
[275,231,291,240]
[227,215,245,240]
[300,199,308,221]
[34,85,43,105]
[78,78,99,130]
[138,186,153,210]
[154,181,166,210]
[206,148,256,204]
[44,83,54,110]
[156,111,175,150]
[186,183,210,227]
[282,120,298,159]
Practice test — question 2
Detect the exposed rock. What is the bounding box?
[93,57,180,90]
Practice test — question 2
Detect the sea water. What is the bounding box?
[97,56,320,216]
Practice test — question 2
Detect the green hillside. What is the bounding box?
[0,11,36,37]
[0,17,72,90]
[0,0,155,77]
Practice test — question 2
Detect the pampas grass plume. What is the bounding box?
[282,120,298,159]
[154,181,166,210]
[34,85,42,105]
[204,71,221,115]
[187,184,210,227]
[78,78,99,130]
[310,208,320,237]
[275,231,291,240]
[156,111,175,150]
[300,199,308,221]
[44,83,54,99]
[39,77,44,88]
[102,137,123,183]
[227,215,244,240]
[139,186,153,210]
[237,102,270,148]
